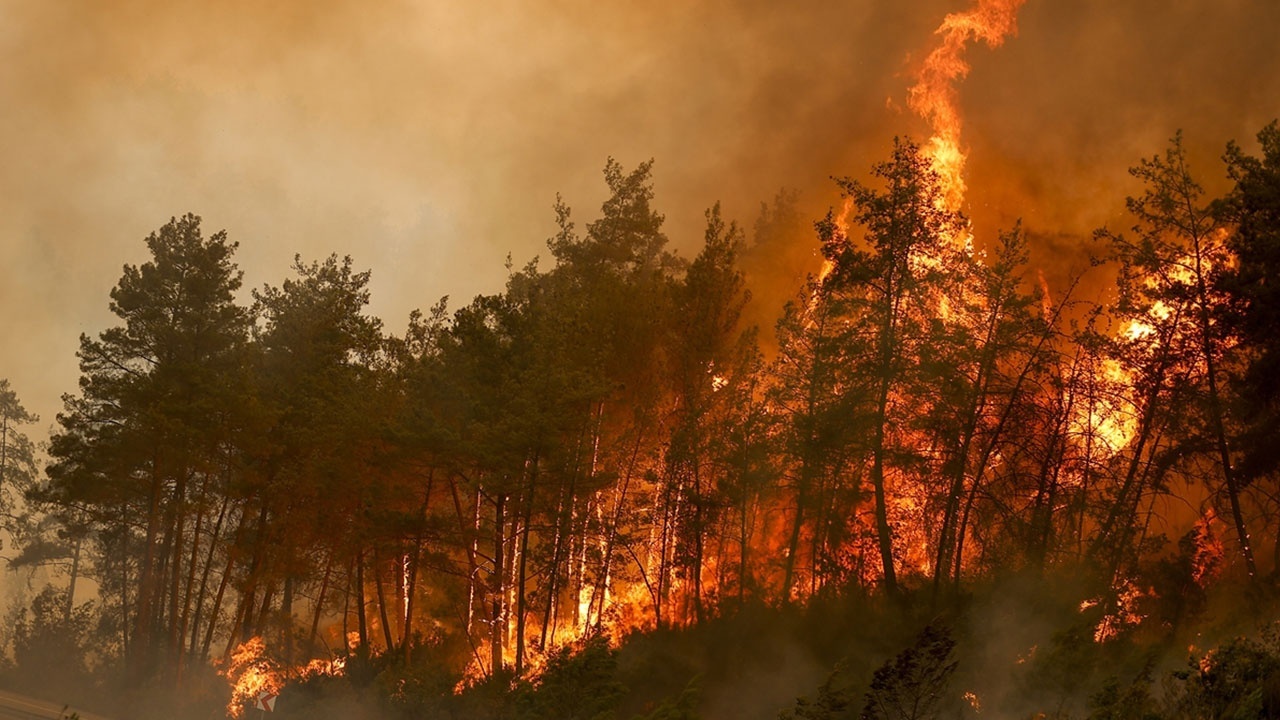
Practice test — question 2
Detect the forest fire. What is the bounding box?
[221,638,281,718]
[3,2,1278,719]
[1089,579,1151,643]
[222,637,346,716]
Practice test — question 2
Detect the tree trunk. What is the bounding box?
[870,372,899,597]
[403,467,434,661]
[490,491,506,675]
[65,532,82,623]
[950,294,1070,586]
[309,553,334,656]
[1193,248,1258,579]
[515,455,537,675]
[189,493,231,655]
[781,463,809,604]
[202,508,244,660]
[932,302,1001,599]
[591,419,643,625]
[373,550,394,651]
[253,583,275,637]
[1090,358,1171,561]
[132,454,165,673]
[355,548,369,654]
[165,466,190,668]
[691,457,705,623]
[282,576,295,663]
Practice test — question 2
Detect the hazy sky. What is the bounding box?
[2,0,1278,441]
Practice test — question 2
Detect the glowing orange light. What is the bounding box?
[908,0,1026,215]
[221,637,282,719]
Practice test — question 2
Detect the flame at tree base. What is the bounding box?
[220,637,345,718]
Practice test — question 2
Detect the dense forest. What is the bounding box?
[2,122,1280,720]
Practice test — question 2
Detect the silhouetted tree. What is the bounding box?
[824,138,964,597]
[44,214,251,678]
[861,624,957,720]
[1094,134,1256,579]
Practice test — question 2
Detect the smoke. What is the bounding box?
[1,0,1276,445]
[962,0,1280,265]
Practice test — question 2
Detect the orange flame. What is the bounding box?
[220,636,347,716]
[1190,509,1224,587]
[908,0,1026,213]
[221,637,282,718]
[1085,579,1150,642]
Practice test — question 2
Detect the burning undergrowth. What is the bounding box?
[189,556,1280,720]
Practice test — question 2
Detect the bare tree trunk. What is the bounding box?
[202,509,244,660]
[165,467,191,669]
[403,467,434,662]
[282,576,295,663]
[591,419,642,625]
[690,456,705,623]
[65,533,82,623]
[932,306,1001,598]
[309,553,334,655]
[490,491,506,675]
[870,372,899,597]
[781,464,809,604]
[515,455,537,675]
[373,550,394,651]
[355,548,369,654]
[540,479,569,649]
[951,297,1073,587]
[1091,372,1170,560]
[120,510,130,660]
[176,474,211,682]
[447,475,481,641]
[1194,259,1258,578]
[132,454,165,673]
[253,582,275,637]
[189,493,231,655]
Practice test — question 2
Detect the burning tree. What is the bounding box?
[26,115,1280,718]
[1219,122,1280,565]
[819,137,965,597]
[1092,134,1257,580]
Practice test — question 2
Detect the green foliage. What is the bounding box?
[1161,631,1280,720]
[1021,621,1106,713]
[1220,120,1280,480]
[1089,130,1258,579]
[42,213,252,674]
[780,669,855,720]
[860,623,957,720]
[1086,673,1160,720]
[635,678,701,720]
[512,635,627,720]
[4,585,98,703]
[0,378,39,513]
[0,379,53,567]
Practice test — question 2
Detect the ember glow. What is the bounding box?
[1089,579,1151,643]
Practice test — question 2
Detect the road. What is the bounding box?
[0,688,111,720]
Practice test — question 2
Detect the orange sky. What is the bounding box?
[2,0,1278,440]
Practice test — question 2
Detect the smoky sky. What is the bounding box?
[2,0,1278,438]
